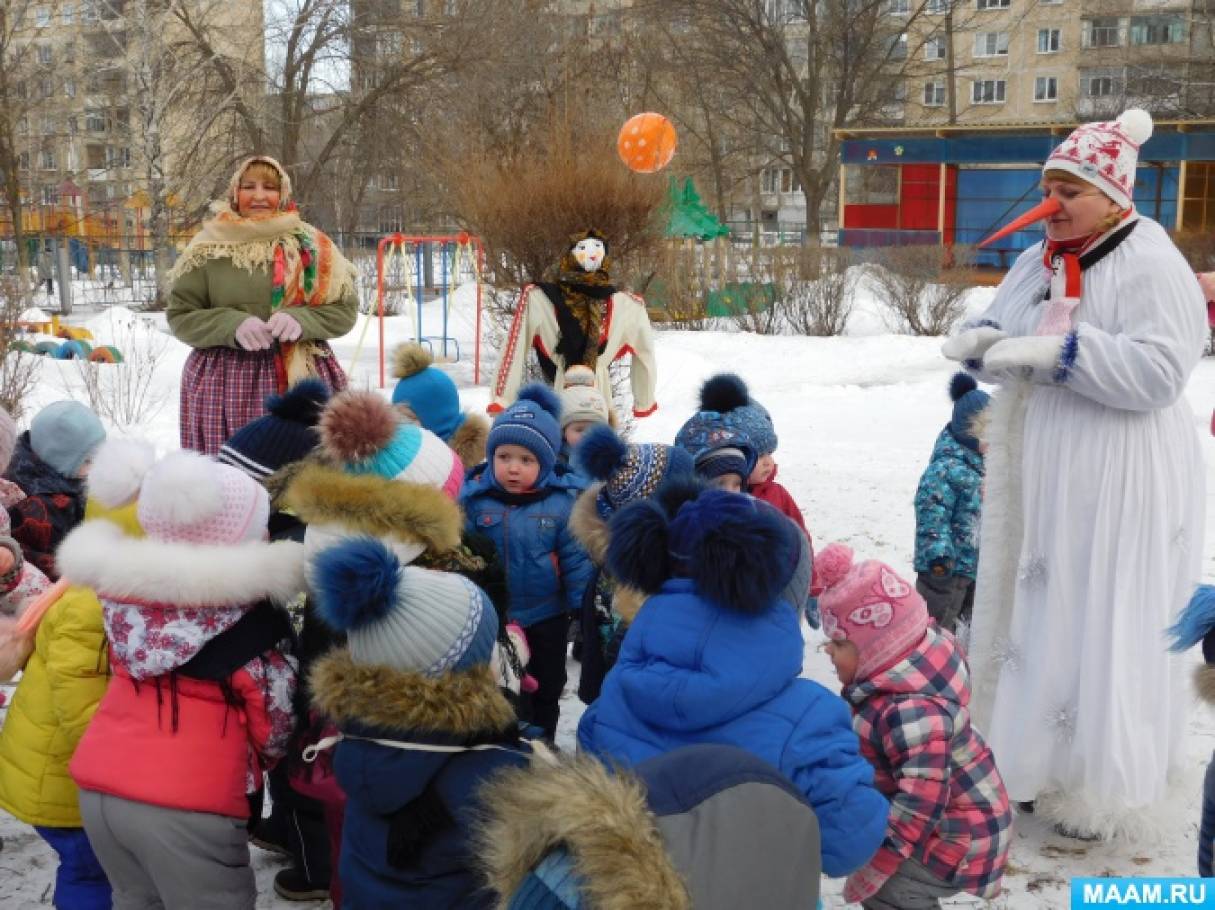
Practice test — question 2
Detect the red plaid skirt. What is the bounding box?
[179,344,347,455]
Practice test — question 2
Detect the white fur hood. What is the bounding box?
[57,520,306,608]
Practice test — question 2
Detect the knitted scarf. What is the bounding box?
[537,250,617,371]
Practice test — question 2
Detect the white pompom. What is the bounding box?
[139,450,223,526]
[87,438,157,509]
[1118,108,1153,145]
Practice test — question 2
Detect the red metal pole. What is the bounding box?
[376,236,390,389]
[474,239,484,385]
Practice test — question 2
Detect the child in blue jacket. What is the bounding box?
[912,373,990,632]
[578,487,888,878]
[461,384,592,740]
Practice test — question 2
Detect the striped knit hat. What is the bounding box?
[320,389,463,500]
[575,424,694,519]
[218,379,330,482]
[311,537,497,676]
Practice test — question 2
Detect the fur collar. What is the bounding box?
[56,520,305,607]
[1195,664,1215,706]
[476,755,690,909]
[283,462,462,554]
[570,484,610,565]
[310,650,516,734]
[450,413,489,472]
[569,483,647,621]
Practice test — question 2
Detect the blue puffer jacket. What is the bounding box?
[461,464,592,629]
[311,651,530,910]
[577,578,889,877]
[913,426,984,579]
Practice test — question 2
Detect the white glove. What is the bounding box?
[942,325,1006,362]
[266,310,303,342]
[234,316,274,351]
[982,335,1066,375]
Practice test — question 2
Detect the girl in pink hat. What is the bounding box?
[817,543,1011,910]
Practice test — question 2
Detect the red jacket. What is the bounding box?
[71,661,276,818]
[58,520,305,819]
[748,467,806,533]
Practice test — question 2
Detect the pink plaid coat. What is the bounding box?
[844,626,1012,899]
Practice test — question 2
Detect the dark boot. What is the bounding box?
[274,867,330,901]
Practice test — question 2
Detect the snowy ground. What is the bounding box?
[3,279,1215,907]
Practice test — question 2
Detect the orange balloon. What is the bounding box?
[617,113,678,174]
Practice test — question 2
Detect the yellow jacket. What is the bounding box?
[0,502,137,827]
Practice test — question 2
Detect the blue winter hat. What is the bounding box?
[487,383,563,484]
[507,848,585,909]
[693,446,749,483]
[673,374,768,472]
[576,424,696,518]
[949,373,990,452]
[218,379,329,481]
[310,536,498,675]
[30,400,106,477]
[391,343,464,442]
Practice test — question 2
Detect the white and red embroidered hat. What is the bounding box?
[816,543,929,681]
[1044,108,1153,209]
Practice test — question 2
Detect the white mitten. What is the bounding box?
[982,335,1066,375]
[942,325,1006,362]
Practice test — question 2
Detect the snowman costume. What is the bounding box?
[949,109,1207,839]
[489,232,657,417]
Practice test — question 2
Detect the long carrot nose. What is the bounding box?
[978,197,1063,248]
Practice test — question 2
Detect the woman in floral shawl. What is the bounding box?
[168,156,359,455]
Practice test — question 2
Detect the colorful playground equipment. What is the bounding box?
[347,233,486,388]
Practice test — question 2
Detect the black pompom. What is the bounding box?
[699,373,750,413]
[266,378,331,427]
[576,424,627,480]
[949,372,978,403]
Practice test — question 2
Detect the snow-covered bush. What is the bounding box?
[0,280,41,420]
[66,312,170,428]
[868,244,975,336]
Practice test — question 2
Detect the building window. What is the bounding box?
[41,115,56,134]
[377,32,402,57]
[889,33,908,60]
[974,31,1009,57]
[379,208,405,234]
[18,153,29,171]
[762,168,779,194]
[42,186,59,206]
[1085,18,1121,48]
[1034,76,1058,100]
[82,1,98,21]
[1087,75,1119,97]
[107,147,130,168]
[887,0,910,13]
[976,0,1009,9]
[415,0,425,14]
[1037,28,1060,53]
[37,45,53,65]
[382,173,400,191]
[925,36,947,60]
[1129,16,1184,45]
[35,6,52,27]
[926,0,949,11]
[40,149,56,170]
[972,79,1006,103]
[62,3,76,24]
[39,77,53,98]
[85,110,107,132]
[64,80,76,98]
[444,0,457,12]
[68,116,78,134]
[924,81,946,105]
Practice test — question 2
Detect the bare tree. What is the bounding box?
[642,0,951,242]
[0,2,37,293]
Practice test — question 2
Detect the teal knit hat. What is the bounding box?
[30,401,106,477]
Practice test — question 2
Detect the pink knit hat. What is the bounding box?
[816,543,929,681]
[1044,108,1153,210]
[137,451,270,546]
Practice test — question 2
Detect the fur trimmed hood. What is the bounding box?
[476,756,690,910]
[569,484,647,622]
[1196,664,1215,706]
[449,412,489,471]
[283,462,462,554]
[310,650,515,735]
[56,519,305,607]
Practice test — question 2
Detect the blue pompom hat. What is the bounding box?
[675,373,777,458]
[391,343,464,442]
[487,383,563,484]
[218,379,330,481]
[948,372,990,452]
[575,424,695,519]
[310,536,498,676]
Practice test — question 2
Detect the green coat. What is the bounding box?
[167,257,359,350]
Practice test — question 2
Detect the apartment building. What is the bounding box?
[900,0,1215,127]
[6,0,263,243]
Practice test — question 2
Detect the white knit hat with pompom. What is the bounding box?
[1044,108,1153,209]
